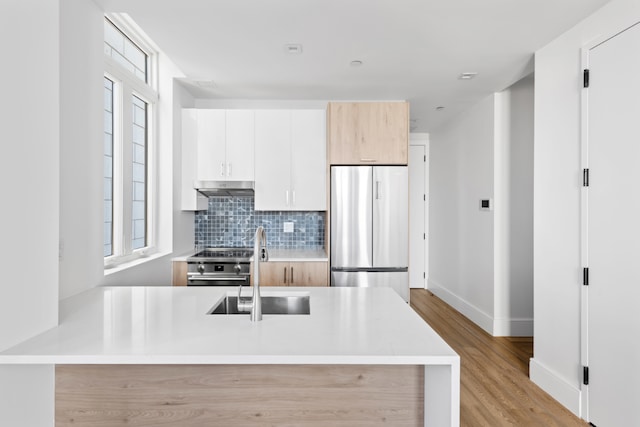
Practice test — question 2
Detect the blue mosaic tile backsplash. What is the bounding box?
[195,196,325,249]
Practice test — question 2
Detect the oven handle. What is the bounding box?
[187,275,248,281]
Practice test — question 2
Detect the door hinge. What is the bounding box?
[424,194,426,201]
[424,155,426,162]
[583,267,589,286]
[583,69,590,88]
[583,366,589,385]
[583,168,589,187]
[423,233,426,240]
[423,272,426,279]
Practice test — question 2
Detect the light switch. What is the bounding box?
[283,222,294,233]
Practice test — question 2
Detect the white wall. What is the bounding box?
[0,0,60,424]
[0,0,60,352]
[494,75,535,336]
[429,76,534,337]
[173,82,197,252]
[531,0,640,417]
[429,95,497,332]
[59,0,104,300]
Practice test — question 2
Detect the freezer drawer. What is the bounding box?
[331,270,409,302]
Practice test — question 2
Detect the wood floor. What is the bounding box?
[410,289,588,427]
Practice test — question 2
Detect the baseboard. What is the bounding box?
[529,358,582,418]
[428,278,494,335]
[493,317,534,337]
[427,279,533,337]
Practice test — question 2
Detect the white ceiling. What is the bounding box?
[97,0,610,132]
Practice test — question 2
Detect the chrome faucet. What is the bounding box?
[237,226,268,321]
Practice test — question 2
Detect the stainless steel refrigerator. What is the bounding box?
[330,166,409,302]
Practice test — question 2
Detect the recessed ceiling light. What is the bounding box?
[350,60,363,67]
[435,106,445,111]
[458,72,478,80]
[284,44,303,54]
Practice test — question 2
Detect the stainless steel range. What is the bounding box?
[186,248,253,286]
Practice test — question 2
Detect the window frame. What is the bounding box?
[103,15,159,268]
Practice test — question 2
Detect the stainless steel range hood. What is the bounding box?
[194,180,255,197]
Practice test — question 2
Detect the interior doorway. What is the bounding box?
[409,135,429,289]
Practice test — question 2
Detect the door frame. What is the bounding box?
[409,133,429,289]
[580,20,640,422]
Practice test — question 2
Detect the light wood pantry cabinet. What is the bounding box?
[327,102,409,165]
[254,261,328,286]
[254,110,326,211]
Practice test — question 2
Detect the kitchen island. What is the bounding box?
[0,286,459,426]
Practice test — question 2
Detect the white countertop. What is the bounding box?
[0,286,457,365]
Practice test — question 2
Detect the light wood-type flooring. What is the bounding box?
[410,289,588,427]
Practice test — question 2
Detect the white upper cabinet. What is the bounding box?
[196,109,226,180]
[291,110,326,210]
[195,109,254,182]
[255,110,291,210]
[181,109,208,211]
[254,109,326,211]
[223,110,254,181]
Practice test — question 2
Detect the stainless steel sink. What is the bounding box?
[208,295,310,315]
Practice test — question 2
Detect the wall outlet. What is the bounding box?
[283,222,294,233]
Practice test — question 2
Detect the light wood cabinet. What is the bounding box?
[254,110,326,211]
[172,261,188,286]
[254,261,328,286]
[327,102,409,165]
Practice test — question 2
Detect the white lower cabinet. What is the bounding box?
[254,110,326,211]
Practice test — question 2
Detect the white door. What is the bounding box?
[409,145,426,288]
[587,21,640,426]
[291,110,326,210]
[254,110,291,210]
[225,110,254,181]
[196,109,226,181]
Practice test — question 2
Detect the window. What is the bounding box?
[104,17,157,265]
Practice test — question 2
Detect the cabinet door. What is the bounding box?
[258,261,289,286]
[196,110,226,180]
[290,262,328,286]
[254,110,292,211]
[291,110,326,210]
[181,109,208,210]
[225,110,254,181]
[327,102,409,165]
[172,261,188,286]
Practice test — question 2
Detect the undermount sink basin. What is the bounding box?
[208,294,310,315]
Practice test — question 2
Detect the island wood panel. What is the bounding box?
[171,261,187,286]
[56,364,424,426]
[327,102,409,165]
